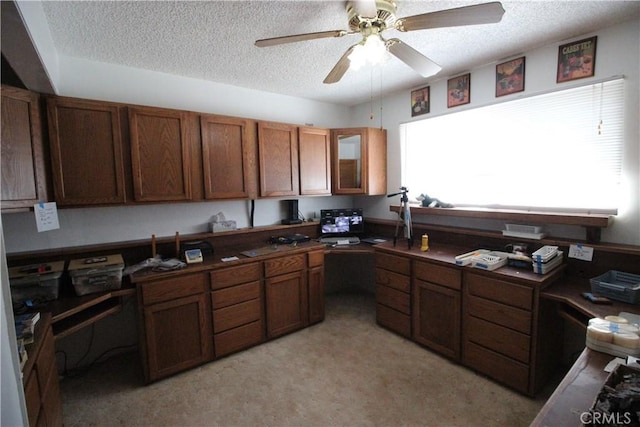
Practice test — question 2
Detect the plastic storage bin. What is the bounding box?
[68,254,125,296]
[8,261,65,304]
[590,270,640,304]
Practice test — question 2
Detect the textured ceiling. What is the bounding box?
[39,0,640,106]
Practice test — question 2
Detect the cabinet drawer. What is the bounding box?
[376,303,411,338]
[376,284,410,315]
[264,254,306,277]
[215,320,263,357]
[465,273,533,310]
[414,261,461,290]
[375,268,410,293]
[466,315,530,363]
[464,340,529,394]
[375,252,410,275]
[212,281,260,309]
[308,250,324,268]
[141,273,208,305]
[213,299,262,333]
[466,294,531,334]
[211,262,261,290]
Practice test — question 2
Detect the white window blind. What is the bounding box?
[400,78,624,213]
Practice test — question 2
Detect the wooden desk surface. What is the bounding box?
[542,276,640,319]
[531,348,612,427]
[534,280,640,426]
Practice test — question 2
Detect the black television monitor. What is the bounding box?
[320,208,364,236]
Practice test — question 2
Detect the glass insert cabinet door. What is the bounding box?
[338,135,362,189]
[331,127,387,196]
[332,128,364,194]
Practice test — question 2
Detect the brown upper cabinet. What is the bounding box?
[298,126,331,196]
[257,121,299,197]
[200,114,258,200]
[47,96,127,206]
[331,127,387,195]
[1,86,49,211]
[129,106,192,202]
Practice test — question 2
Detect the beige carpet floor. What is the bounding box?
[60,292,556,426]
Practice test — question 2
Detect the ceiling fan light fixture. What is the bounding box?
[348,34,387,70]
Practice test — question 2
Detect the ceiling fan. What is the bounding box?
[255,0,505,84]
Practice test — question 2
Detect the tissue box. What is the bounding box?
[211,220,237,233]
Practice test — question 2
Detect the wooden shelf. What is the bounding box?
[390,205,612,243]
[46,286,136,340]
[369,217,639,256]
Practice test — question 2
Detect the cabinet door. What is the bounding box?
[47,96,127,205]
[364,127,387,196]
[331,127,387,195]
[129,106,192,201]
[143,293,213,382]
[200,114,257,199]
[413,279,461,360]
[1,86,48,210]
[258,121,299,197]
[265,270,308,338]
[331,128,363,194]
[298,126,331,196]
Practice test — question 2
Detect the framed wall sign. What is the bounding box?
[557,36,597,83]
[496,56,525,97]
[447,74,470,108]
[411,86,430,117]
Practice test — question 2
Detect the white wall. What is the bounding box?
[351,18,640,246]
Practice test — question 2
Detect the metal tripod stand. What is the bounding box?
[387,186,413,249]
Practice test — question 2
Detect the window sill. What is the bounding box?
[390,205,612,243]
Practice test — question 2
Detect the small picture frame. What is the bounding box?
[447,74,470,108]
[496,57,525,97]
[557,36,597,83]
[410,86,430,117]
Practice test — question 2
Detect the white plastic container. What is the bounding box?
[470,252,508,271]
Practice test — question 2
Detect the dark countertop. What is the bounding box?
[130,240,327,283]
[531,348,616,427]
[541,275,640,319]
[373,239,565,287]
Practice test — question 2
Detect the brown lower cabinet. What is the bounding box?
[210,262,264,357]
[22,313,63,427]
[375,252,411,337]
[308,250,325,325]
[462,271,538,394]
[375,246,561,396]
[265,254,308,338]
[138,273,213,382]
[136,247,325,383]
[412,260,461,361]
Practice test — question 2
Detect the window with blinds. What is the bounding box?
[400,78,624,213]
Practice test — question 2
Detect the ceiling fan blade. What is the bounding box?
[255,30,348,47]
[386,39,441,78]
[396,2,505,32]
[323,45,358,84]
[350,0,378,19]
